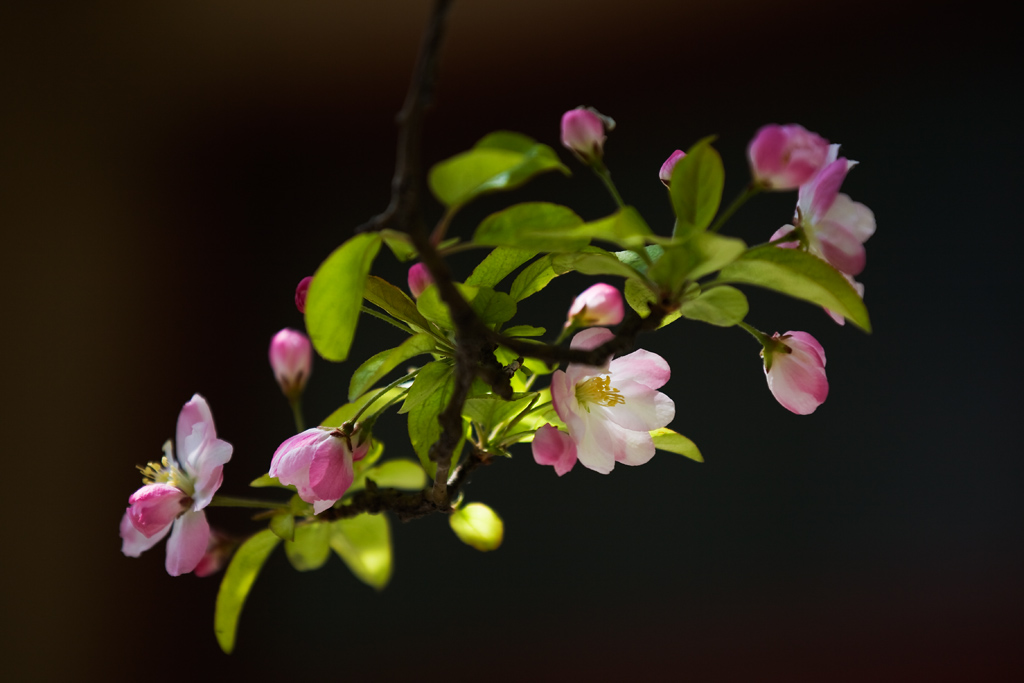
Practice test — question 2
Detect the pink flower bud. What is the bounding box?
[269,427,370,514]
[127,484,189,538]
[560,107,609,163]
[748,124,829,190]
[763,331,828,415]
[566,283,624,328]
[269,328,312,399]
[407,262,433,299]
[194,530,235,578]
[295,276,313,313]
[659,150,686,187]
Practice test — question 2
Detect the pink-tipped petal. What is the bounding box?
[765,332,829,415]
[295,276,313,313]
[595,379,675,431]
[816,221,867,276]
[566,283,625,328]
[610,427,657,467]
[800,157,852,220]
[570,326,614,351]
[188,437,233,511]
[749,124,829,190]
[165,510,211,576]
[608,348,671,390]
[407,263,433,298]
[573,416,617,475]
[308,437,355,504]
[659,150,686,186]
[176,394,216,465]
[770,225,800,249]
[127,484,188,538]
[120,510,171,558]
[532,425,578,476]
[827,194,876,244]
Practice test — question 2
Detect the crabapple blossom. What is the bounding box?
[269,328,313,400]
[535,328,675,474]
[120,394,233,576]
[269,427,369,514]
[407,262,433,298]
[748,124,829,190]
[762,331,828,415]
[532,424,578,476]
[560,107,608,163]
[565,283,624,329]
[295,276,312,313]
[659,149,686,186]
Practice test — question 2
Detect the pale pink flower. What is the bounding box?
[535,328,675,474]
[269,427,369,514]
[763,331,828,415]
[269,328,312,399]
[560,107,609,163]
[407,262,433,299]
[120,394,233,576]
[748,124,829,190]
[659,149,686,187]
[295,276,313,313]
[565,283,624,329]
[532,424,578,476]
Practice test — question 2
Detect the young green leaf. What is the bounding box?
[551,251,640,280]
[214,529,281,654]
[623,278,683,328]
[465,246,537,288]
[348,334,438,402]
[363,275,433,331]
[416,284,517,329]
[249,473,290,489]
[648,233,747,296]
[320,385,407,428]
[650,428,703,462]
[407,364,457,477]
[463,392,539,436]
[269,512,295,541]
[473,202,587,252]
[305,233,382,362]
[509,254,561,302]
[399,360,454,415]
[449,503,504,551]
[284,522,332,572]
[670,136,725,239]
[503,324,546,337]
[615,245,664,275]
[570,207,653,250]
[678,286,749,327]
[717,246,871,331]
[363,459,428,490]
[330,513,393,590]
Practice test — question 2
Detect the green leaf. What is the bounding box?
[678,286,749,327]
[623,278,682,328]
[473,202,587,252]
[649,233,747,296]
[399,360,453,415]
[249,473,291,490]
[329,513,392,590]
[669,136,725,239]
[650,427,703,463]
[465,246,537,288]
[509,254,561,302]
[364,459,428,490]
[381,230,418,262]
[214,529,281,654]
[348,334,438,402]
[269,512,295,541]
[503,325,546,337]
[449,503,504,551]
[284,522,332,572]
[305,233,382,362]
[407,365,456,478]
[428,132,569,209]
[417,284,517,330]
[551,250,640,280]
[615,245,664,275]
[463,392,538,435]
[321,385,408,428]
[717,246,872,331]
[570,207,653,250]
[363,274,433,331]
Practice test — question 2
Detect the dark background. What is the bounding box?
[2,0,1021,680]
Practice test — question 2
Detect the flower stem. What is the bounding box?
[708,182,761,233]
[209,495,288,510]
[289,397,305,432]
[737,321,771,348]
[430,207,458,245]
[592,161,626,208]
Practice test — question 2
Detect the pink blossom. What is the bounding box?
[763,331,828,415]
[269,427,369,514]
[659,150,686,187]
[565,283,624,329]
[295,276,313,313]
[269,328,312,399]
[407,262,433,299]
[748,124,829,190]
[560,107,609,163]
[535,328,675,474]
[120,394,233,576]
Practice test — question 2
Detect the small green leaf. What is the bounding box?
[364,459,428,490]
[381,230,418,262]
[509,254,561,302]
[428,132,569,209]
[615,245,664,275]
[348,334,438,402]
[465,246,537,288]
[407,363,458,477]
[623,278,682,328]
[570,207,653,250]
[399,360,453,415]
[473,202,587,252]
[678,286,749,327]
[417,284,517,330]
[503,325,546,337]
[649,233,747,296]
[330,513,392,590]
[551,250,640,280]
[305,233,383,362]
[284,522,332,572]
[249,473,290,489]
[717,246,871,331]
[363,275,432,331]
[650,427,703,462]
[450,503,504,551]
[463,392,539,435]
[214,529,281,654]
[670,136,725,239]
[269,512,295,541]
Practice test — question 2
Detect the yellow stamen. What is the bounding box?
[575,375,625,412]
[137,440,193,494]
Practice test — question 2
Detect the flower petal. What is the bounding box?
[120,509,170,558]
[176,394,215,465]
[573,414,618,474]
[826,193,875,244]
[816,220,867,276]
[610,427,657,467]
[188,437,233,510]
[570,327,614,351]
[608,348,671,390]
[308,437,354,506]
[595,380,675,432]
[532,425,578,476]
[799,157,853,221]
[165,510,211,576]
[127,483,187,538]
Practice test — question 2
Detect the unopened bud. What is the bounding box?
[659,150,686,187]
[560,107,612,163]
[566,283,624,328]
[295,276,313,313]
[269,328,313,400]
[407,263,433,298]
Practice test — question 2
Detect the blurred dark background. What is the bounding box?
[2,0,1021,680]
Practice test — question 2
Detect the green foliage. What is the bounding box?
[573,207,653,250]
[551,249,641,280]
[215,529,281,654]
[449,503,504,551]
[503,324,546,337]
[650,428,703,462]
[249,473,289,489]
[364,275,433,332]
[678,286,749,327]
[669,136,725,239]
[429,132,569,209]
[406,361,458,477]
[648,233,747,297]
[321,386,408,428]
[417,284,517,330]
[362,459,428,490]
[399,360,454,415]
[717,246,872,331]
[473,202,587,252]
[285,522,332,572]
[348,334,438,402]
[305,233,383,362]
[330,513,393,590]
[465,246,537,288]
[509,254,562,302]
[615,245,664,275]
[463,392,539,438]
[269,512,295,541]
